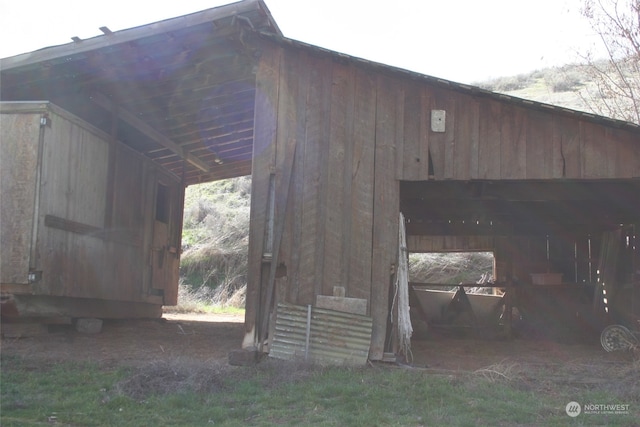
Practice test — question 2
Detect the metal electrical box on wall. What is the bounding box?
[431,109,446,132]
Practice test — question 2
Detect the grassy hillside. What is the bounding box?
[177,176,251,308]
[477,60,639,123]
[477,65,590,111]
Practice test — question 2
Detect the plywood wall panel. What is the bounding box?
[0,113,41,283]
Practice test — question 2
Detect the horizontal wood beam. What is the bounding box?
[400,180,640,203]
[44,214,142,247]
[91,93,209,173]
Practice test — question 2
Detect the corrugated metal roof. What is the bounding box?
[269,303,373,365]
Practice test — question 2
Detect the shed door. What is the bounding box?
[151,179,180,305]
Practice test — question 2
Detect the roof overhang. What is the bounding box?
[1,0,280,185]
[2,0,638,187]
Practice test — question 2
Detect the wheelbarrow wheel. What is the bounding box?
[601,324,638,352]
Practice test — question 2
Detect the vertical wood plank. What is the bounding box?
[454,94,478,180]
[478,99,502,179]
[553,115,581,178]
[348,67,376,302]
[500,106,527,179]
[581,121,608,178]
[526,111,552,179]
[371,74,400,360]
[419,87,432,179]
[245,41,281,344]
[274,48,304,305]
[401,81,422,180]
[322,60,355,297]
[575,235,590,284]
[429,87,455,180]
[612,127,640,178]
[298,53,333,305]
[394,84,405,179]
[111,146,145,300]
[604,128,618,178]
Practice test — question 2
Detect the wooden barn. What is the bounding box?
[1,0,638,360]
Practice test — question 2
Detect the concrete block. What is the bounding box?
[75,318,103,334]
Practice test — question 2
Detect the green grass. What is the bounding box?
[2,355,638,427]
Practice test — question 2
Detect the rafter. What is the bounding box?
[91,92,210,173]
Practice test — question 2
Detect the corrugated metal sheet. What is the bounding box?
[269,303,373,365]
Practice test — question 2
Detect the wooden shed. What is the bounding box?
[1,0,281,320]
[1,0,638,359]
[1,102,182,318]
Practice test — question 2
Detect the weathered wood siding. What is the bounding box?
[398,87,640,180]
[247,42,402,357]
[1,103,182,309]
[36,108,110,299]
[246,39,640,357]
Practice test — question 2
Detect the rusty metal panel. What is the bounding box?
[0,112,42,284]
[269,303,373,365]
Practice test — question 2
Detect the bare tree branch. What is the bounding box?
[579,0,640,123]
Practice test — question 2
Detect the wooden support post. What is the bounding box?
[633,224,639,321]
[504,285,513,339]
[505,239,514,339]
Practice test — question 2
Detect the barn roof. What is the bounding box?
[1,0,638,185]
[0,0,279,184]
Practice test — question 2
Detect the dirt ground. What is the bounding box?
[1,312,636,376]
[0,313,245,368]
[2,311,640,414]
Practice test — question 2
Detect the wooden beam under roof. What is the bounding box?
[91,93,210,173]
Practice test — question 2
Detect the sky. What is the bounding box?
[0,0,602,84]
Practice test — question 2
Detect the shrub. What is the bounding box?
[543,67,583,92]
